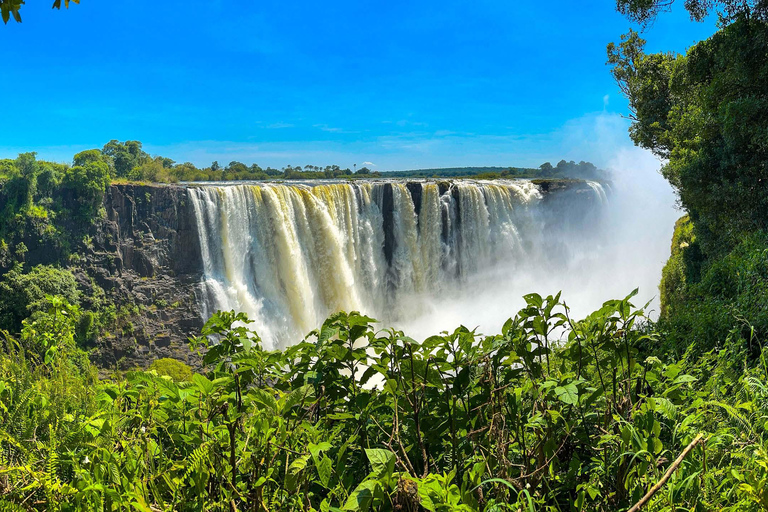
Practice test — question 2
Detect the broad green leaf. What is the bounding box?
[342,479,378,511]
[554,383,578,405]
[365,448,395,478]
[316,455,333,488]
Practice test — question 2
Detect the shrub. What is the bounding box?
[0,264,80,333]
[149,357,193,382]
[3,294,768,510]
[659,226,768,358]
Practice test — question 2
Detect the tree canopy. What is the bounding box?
[608,15,768,255]
[0,0,78,24]
[616,0,768,25]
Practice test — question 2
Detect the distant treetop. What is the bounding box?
[0,140,606,184]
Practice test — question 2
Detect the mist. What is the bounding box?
[396,145,679,341]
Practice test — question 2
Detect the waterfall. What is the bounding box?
[586,181,608,204]
[188,179,607,347]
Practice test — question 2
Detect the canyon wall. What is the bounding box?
[7,179,602,369]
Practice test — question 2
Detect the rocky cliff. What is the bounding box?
[89,179,602,369]
[2,178,605,371]
[83,184,205,370]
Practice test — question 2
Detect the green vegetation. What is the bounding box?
[386,161,608,181]
[3,292,768,511]
[0,152,90,265]
[608,0,768,357]
[658,219,768,359]
[0,151,122,350]
[72,140,604,183]
[608,16,768,255]
[61,160,111,220]
[1,141,606,189]
[149,357,193,382]
[0,264,80,333]
[1,1,767,510]
[615,0,767,26]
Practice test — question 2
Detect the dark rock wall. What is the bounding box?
[104,184,202,277]
[85,184,205,370]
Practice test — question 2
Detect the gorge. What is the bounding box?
[4,177,619,367]
[80,179,611,359]
[188,180,610,347]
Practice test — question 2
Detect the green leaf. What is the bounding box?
[554,383,578,405]
[673,374,697,385]
[316,455,333,488]
[191,373,213,394]
[251,388,278,412]
[289,454,310,475]
[309,441,332,461]
[342,479,378,511]
[364,448,395,478]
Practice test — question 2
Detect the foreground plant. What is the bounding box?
[0,291,766,511]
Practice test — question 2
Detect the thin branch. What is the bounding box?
[627,433,705,512]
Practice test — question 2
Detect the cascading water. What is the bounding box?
[188,179,607,347]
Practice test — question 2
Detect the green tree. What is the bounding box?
[608,17,768,254]
[158,156,175,168]
[73,149,108,167]
[0,153,40,218]
[616,0,768,25]
[225,161,249,175]
[61,160,111,219]
[35,162,63,199]
[101,140,148,178]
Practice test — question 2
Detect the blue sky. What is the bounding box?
[0,1,717,170]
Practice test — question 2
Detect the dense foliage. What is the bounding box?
[0,264,80,333]
[15,140,599,184]
[1,141,607,191]
[2,1,767,510]
[608,3,768,355]
[615,0,768,26]
[608,19,768,255]
[658,215,768,359]
[4,292,768,511]
[0,153,87,270]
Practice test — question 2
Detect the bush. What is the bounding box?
[0,264,80,333]
[61,161,111,220]
[3,295,768,510]
[659,224,768,358]
[75,310,95,345]
[149,357,193,382]
[659,215,694,319]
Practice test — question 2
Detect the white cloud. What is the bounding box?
[313,124,358,134]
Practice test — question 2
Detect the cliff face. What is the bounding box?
[5,179,605,370]
[103,184,202,277]
[83,184,205,370]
